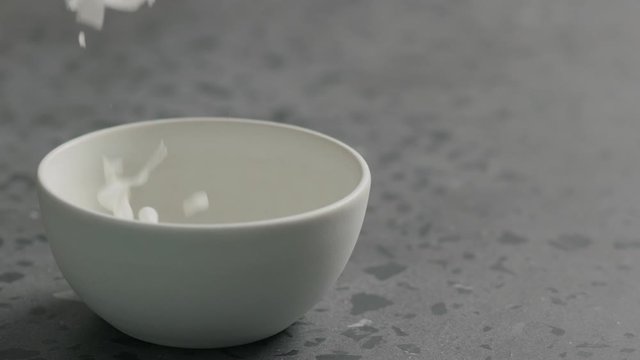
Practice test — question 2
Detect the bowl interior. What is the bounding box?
[39,119,364,224]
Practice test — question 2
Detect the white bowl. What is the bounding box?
[37,118,370,348]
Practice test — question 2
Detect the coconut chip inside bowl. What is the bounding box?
[97,141,209,224]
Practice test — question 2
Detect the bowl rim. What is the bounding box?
[37,117,371,230]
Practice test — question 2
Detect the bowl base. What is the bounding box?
[111,322,291,349]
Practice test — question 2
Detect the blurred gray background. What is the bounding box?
[3,0,640,359]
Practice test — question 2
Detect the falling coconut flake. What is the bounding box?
[66,0,155,29]
[78,31,86,48]
[102,0,154,11]
[66,0,155,47]
[98,157,133,220]
[71,0,105,29]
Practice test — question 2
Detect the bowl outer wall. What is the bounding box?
[38,176,370,348]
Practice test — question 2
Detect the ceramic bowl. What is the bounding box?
[37,118,370,348]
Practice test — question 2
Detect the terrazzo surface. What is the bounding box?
[3,1,640,359]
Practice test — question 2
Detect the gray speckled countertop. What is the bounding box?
[2,0,640,359]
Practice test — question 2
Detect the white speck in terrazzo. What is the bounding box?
[53,289,81,302]
[451,283,473,294]
[347,319,372,328]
